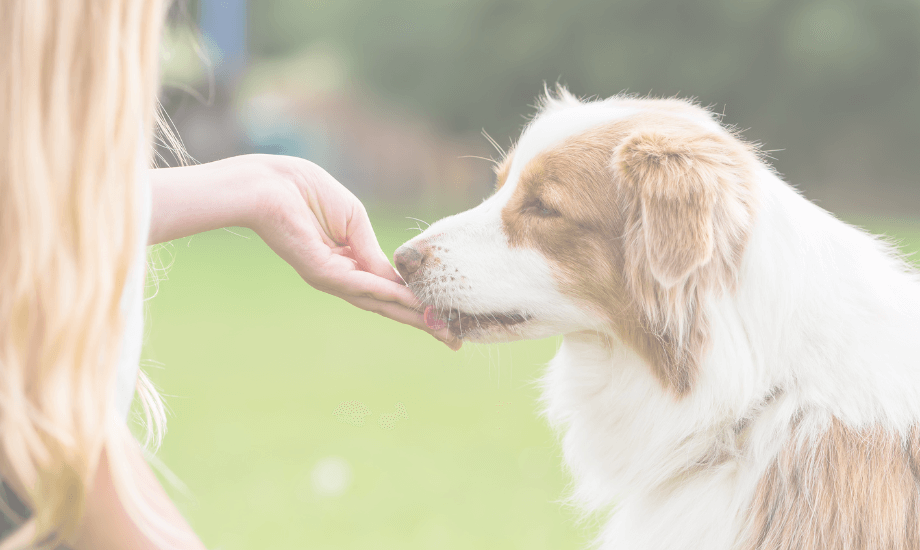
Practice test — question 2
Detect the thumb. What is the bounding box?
[347,205,405,284]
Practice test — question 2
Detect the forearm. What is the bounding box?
[146,153,460,348]
[148,155,282,245]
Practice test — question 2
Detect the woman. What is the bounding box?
[0,1,457,548]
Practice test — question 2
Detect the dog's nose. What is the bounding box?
[394,244,425,280]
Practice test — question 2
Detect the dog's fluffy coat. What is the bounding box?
[395,89,920,550]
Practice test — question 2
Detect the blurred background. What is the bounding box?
[145,0,920,548]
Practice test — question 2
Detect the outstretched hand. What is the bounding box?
[250,156,461,350]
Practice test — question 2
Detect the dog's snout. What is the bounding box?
[394,244,425,280]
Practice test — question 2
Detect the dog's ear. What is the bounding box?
[612,126,755,395]
[614,130,731,288]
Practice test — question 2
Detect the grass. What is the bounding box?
[139,211,920,550]
[139,211,587,550]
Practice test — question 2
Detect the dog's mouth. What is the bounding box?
[424,305,529,338]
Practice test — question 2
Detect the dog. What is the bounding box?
[394,88,920,550]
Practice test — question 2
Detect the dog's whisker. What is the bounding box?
[481,129,506,157]
[458,154,499,167]
[405,216,430,228]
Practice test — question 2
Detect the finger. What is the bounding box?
[345,205,405,285]
[438,331,462,351]
[314,260,422,309]
[331,245,357,261]
[345,295,462,350]
[305,207,339,249]
[327,269,423,310]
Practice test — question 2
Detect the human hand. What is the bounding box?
[245,155,462,350]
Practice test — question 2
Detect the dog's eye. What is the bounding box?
[525,198,559,217]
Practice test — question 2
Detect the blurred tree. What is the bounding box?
[244,0,920,208]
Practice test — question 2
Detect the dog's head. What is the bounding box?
[396,90,759,394]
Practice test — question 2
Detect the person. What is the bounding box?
[0,1,458,548]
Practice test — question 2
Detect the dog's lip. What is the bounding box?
[423,305,530,337]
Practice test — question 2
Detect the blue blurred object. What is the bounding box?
[199,0,247,81]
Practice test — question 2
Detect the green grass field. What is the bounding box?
[140,212,920,550]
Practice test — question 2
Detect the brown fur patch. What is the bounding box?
[494,151,514,190]
[744,419,920,550]
[500,104,757,395]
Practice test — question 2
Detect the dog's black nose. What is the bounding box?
[394,244,425,280]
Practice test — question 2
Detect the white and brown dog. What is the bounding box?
[394,89,920,550]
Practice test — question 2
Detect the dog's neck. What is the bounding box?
[738,170,920,430]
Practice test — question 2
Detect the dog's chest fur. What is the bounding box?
[542,334,757,550]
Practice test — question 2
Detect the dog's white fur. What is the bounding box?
[398,90,920,549]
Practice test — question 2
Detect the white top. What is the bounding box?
[113,155,151,419]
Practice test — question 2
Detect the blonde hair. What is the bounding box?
[0,0,178,546]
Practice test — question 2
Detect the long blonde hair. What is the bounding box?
[0,0,175,546]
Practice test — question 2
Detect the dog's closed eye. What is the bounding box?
[522,197,560,217]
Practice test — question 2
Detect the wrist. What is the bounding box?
[233,154,312,237]
[222,155,287,232]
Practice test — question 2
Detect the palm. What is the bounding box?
[255,158,460,350]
